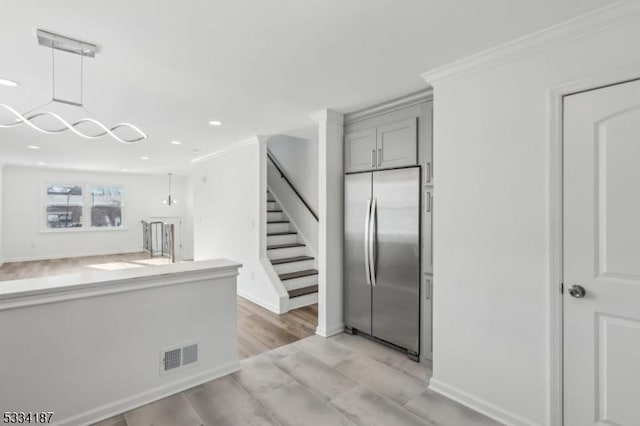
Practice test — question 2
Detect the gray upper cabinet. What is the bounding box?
[345,128,377,173]
[376,117,417,169]
[344,117,417,173]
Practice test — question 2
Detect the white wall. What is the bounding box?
[182,173,195,260]
[0,260,239,425]
[0,165,3,265]
[267,130,319,254]
[425,10,640,426]
[1,166,189,262]
[193,138,286,313]
[267,127,319,214]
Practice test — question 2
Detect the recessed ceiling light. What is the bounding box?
[0,78,19,88]
[122,168,129,172]
[191,148,200,153]
[28,145,40,150]
[141,156,149,160]
[208,120,222,126]
[171,140,182,145]
[37,162,46,166]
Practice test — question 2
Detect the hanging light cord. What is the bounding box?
[52,47,56,100]
[80,45,84,105]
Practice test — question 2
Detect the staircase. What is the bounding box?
[266,190,318,309]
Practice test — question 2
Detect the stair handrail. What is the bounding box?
[267,149,319,222]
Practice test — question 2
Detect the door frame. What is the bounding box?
[549,64,640,426]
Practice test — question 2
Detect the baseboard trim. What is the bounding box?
[316,323,345,337]
[428,378,540,426]
[2,248,143,264]
[60,361,239,426]
[237,289,281,314]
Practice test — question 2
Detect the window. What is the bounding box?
[90,186,124,228]
[46,184,84,228]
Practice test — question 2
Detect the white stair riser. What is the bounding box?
[267,246,306,260]
[267,222,290,233]
[273,259,316,275]
[267,193,275,202]
[267,234,298,246]
[267,212,284,221]
[282,274,318,291]
[267,201,277,210]
[288,292,318,310]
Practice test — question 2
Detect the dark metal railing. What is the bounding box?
[267,150,319,222]
[142,220,175,262]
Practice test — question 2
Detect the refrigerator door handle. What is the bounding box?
[369,198,377,286]
[364,198,372,285]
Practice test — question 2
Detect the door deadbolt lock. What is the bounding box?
[568,285,586,298]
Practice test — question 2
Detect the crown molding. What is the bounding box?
[344,89,433,124]
[190,135,263,163]
[310,109,344,125]
[421,0,640,87]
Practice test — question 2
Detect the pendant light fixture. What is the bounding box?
[0,30,147,144]
[163,173,177,206]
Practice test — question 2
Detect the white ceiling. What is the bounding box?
[0,0,611,173]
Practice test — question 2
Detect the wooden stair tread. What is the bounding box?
[268,220,289,224]
[268,209,283,213]
[270,256,314,265]
[288,285,319,298]
[279,269,318,281]
[267,231,297,236]
[267,243,305,250]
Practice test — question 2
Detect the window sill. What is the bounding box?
[39,227,129,234]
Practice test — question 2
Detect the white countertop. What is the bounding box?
[0,258,242,308]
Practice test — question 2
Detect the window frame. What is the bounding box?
[88,183,126,230]
[40,182,128,233]
[42,182,86,231]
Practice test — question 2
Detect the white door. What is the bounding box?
[564,79,640,426]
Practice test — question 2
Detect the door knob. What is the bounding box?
[568,285,586,298]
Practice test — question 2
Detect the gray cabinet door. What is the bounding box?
[423,188,433,274]
[345,128,377,173]
[376,117,417,169]
[422,102,433,185]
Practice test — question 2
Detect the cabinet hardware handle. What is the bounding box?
[426,278,432,300]
[371,149,376,168]
[378,148,382,167]
[425,191,431,213]
[426,162,431,183]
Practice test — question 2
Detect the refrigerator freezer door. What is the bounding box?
[344,172,373,334]
[371,167,420,353]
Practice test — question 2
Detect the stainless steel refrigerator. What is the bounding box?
[344,166,420,359]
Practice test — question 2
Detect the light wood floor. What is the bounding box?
[237,296,318,359]
[0,252,168,281]
[0,252,318,359]
[94,334,498,426]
